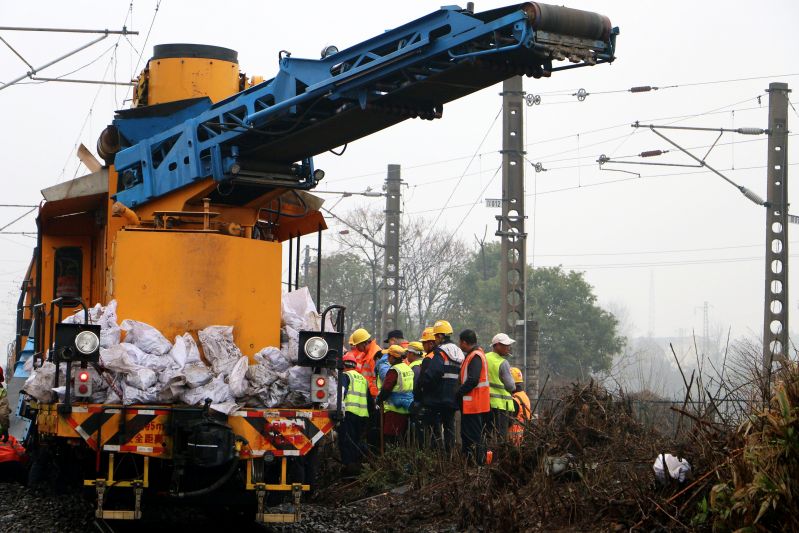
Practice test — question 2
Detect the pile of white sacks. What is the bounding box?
[22,288,337,415]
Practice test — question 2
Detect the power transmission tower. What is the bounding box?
[380,164,402,343]
[497,76,537,394]
[763,82,791,370]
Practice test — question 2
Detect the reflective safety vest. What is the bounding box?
[343,370,369,418]
[408,359,422,369]
[358,339,381,397]
[459,348,490,414]
[384,362,414,415]
[486,351,514,411]
[509,390,532,445]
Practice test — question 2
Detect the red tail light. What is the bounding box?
[78,371,90,382]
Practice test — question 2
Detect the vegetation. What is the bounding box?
[305,207,625,380]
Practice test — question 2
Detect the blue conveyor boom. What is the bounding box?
[111,2,617,207]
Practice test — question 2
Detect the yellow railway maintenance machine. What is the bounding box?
[11,3,618,523]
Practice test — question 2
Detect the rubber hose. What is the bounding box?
[171,455,240,499]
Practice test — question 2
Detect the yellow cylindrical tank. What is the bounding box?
[146,43,240,105]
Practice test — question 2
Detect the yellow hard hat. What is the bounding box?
[510,367,523,384]
[407,341,424,353]
[350,328,371,345]
[433,320,453,335]
[420,327,435,342]
[348,334,354,346]
[381,344,406,358]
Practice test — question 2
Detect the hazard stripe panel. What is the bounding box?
[37,404,336,458]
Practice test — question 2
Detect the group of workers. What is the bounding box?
[0,366,29,484]
[339,320,532,470]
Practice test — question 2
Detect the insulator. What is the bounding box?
[740,186,765,206]
[640,150,663,158]
[629,86,652,93]
[736,127,765,135]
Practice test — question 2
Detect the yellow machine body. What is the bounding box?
[147,56,240,105]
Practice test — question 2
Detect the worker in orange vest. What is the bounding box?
[457,329,490,464]
[509,367,532,445]
[350,327,382,450]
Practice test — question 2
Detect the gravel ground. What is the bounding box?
[0,482,94,533]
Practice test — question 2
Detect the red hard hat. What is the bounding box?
[343,352,357,364]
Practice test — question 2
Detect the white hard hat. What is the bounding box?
[491,333,515,346]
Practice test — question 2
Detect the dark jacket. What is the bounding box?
[418,341,462,409]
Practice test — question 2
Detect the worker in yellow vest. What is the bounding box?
[509,367,532,446]
[485,333,517,441]
[339,353,369,474]
[375,345,414,446]
[405,341,425,446]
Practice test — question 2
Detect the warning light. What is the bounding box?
[310,373,329,403]
[74,369,92,398]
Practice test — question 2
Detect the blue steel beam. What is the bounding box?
[111,2,617,207]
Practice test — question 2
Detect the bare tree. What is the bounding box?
[399,216,469,336]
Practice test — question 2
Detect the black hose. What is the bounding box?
[170,437,248,499]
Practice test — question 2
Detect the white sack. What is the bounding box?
[120,319,172,356]
[125,367,157,390]
[123,384,160,405]
[63,301,121,348]
[281,326,300,363]
[181,375,234,406]
[100,345,141,374]
[287,365,312,401]
[228,356,250,398]
[198,326,242,376]
[254,346,291,373]
[653,453,692,483]
[210,401,241,415]
[183,363,213,388]
[121,343,171,372]
[23,362,62,402]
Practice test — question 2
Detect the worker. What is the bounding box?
[418,320,463,453]
[344,334,359,372]
[0,366,10,442]
[405,342,425,379]
[405,341,425,446]
[351,328,380,397]
[411,327,435,447]
[485,333,517,441]
[0,366,26,485]
[339,353,370,474]
[351,328,382,450]
[457,329,490,464]
[508,367,532,446]
[384,329,409,349]
[375,345,414,446]
[420,327,436,358]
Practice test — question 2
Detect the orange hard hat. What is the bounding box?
[343,352,358,365]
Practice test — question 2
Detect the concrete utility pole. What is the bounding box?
[380,164,402,344]
[497,76,538,395]
[303,244,311,285]
[763,82,791,370]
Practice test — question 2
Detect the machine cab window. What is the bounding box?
[54,246,82,301]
